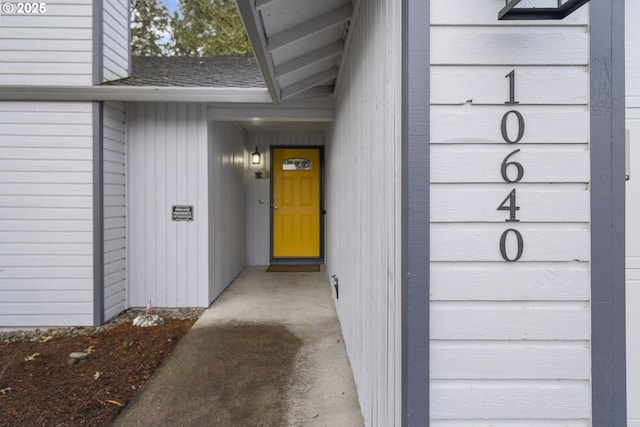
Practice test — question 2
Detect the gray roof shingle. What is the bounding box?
[102,55,266,88]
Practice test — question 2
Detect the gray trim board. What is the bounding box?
[93,0,104,84]
[401,0,430,425]
[93,102,105,326]
[590,0,626,424]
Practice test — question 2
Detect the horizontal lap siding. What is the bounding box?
[0,102,94,328]
[102,0,129,81]
[0,0,93,85]
[430,0,591,424]
[126,102,209,308]
[326,0,402,425]
[103,102,126,320]
[207,122,245,302]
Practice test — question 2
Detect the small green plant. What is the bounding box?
[122,338,134,349]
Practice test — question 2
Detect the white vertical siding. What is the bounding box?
[126,102,209,308]
[102,0,129,82]
[103,102,126,320]
[626,2,640,424]
[244,132,325,266]
[0,0,94,85]
[0,101,94,328]
[326,0,402,425]
[429,1,591,424]
[208,122,246,301]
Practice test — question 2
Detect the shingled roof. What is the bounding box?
[103,55,266,88]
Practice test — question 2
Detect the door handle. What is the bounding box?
[271,199,279,210]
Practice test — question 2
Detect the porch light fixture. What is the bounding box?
[251,146,261,165]
[499,0,590,20]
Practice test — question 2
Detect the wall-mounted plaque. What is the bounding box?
[283,158,312,170]
[172,205,193,221]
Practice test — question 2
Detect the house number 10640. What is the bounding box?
[497,70,524,262]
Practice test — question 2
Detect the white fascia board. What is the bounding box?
[235,1,281,103]
[0,86,274,103]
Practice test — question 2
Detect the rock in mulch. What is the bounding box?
[132,314,165,327]
[67,352,91,366]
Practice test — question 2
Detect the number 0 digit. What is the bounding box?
[501,110,525,144]
[500,228,523,262]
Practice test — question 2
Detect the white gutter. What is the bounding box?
[0,86,274,103]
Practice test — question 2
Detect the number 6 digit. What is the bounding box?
[501,149,524,183]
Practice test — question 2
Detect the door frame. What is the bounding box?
[269,145,325,265]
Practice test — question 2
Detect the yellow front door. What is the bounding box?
[272,148,321,258]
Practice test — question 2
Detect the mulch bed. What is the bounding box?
[0,316,197,427]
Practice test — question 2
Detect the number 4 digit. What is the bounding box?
[497,189,520,222]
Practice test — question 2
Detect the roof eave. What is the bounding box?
[236,0,282,103]
[0,86,273,103]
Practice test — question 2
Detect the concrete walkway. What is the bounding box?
[111,266,364,427]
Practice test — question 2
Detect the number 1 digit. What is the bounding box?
[505,70,519,105]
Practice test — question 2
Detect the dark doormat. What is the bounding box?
[267,264,321,272]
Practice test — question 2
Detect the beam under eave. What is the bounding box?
[0,86,273,103]
[280,67,339,100]
[286,86,335,100]
[275,41,344,79]
[267,5,352,52]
